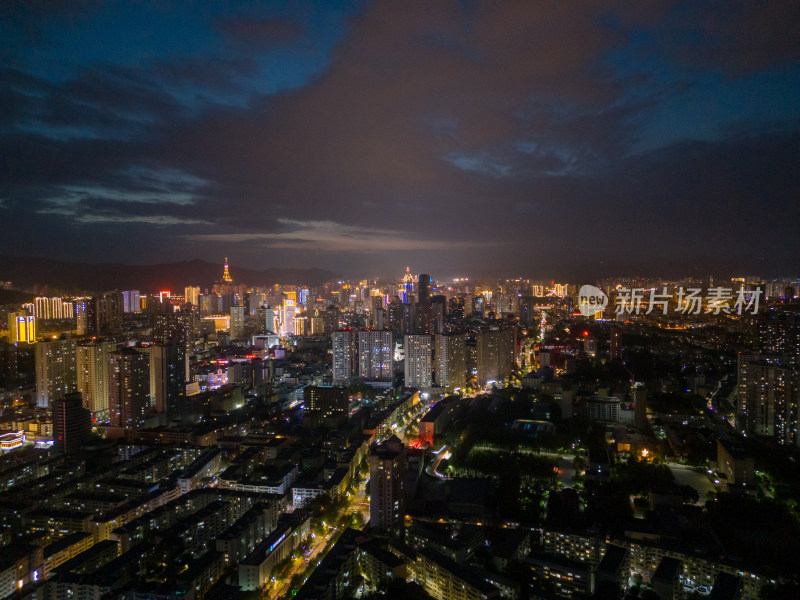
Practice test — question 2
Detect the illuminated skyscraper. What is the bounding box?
[35,338,78,408]
[756,307,800,355]
[401,267,414,304]
[33,297,73,319]
[404,334,432,388]
[153,309,194,381]
[358,330,393,381]
[414,302,433,335]
[293,315,308,336]
[435,332,467,390]
[737,353,800,446]
[199,294,219,316]
[230,304,245,339]
[75,298,89,335]
[332,330,356,384]
[369,435,406,531]
[247,290,266,315]
[122,290,141,313]
[152,342,186,419]
[8,312,36,343]
[184,286,201,307]
[222,257,233,283]
[370,307,386,330]
[387,297,404,336]
[472,296,485,318]
[322,305,339,335]
[448,296,466,321]
[108,348,150,429]
[477,326,515,385]
[310,315,324,335]
[431,295,446,334]
[280,302,296,336]
[97,291,123,333]
[76,340,117,419]
[518,296,536,328]
[264,305,276,333]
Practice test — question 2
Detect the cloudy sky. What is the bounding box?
[1,1,798,279]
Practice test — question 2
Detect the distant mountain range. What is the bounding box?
[0,255,337,294]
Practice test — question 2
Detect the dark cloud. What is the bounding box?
[214,17,304,48]
[665,1,800,74]
[1,0,798,278]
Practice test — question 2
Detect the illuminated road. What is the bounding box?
[267,478,371,599]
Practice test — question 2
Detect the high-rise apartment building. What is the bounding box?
[153,309,195,380]
[230,304,245,340]
[476,326,515,385]
[264,305,277,333]
[418,273,431,304]
[122,290,141,313]
[370,307,386,330]
[518,296,536,328]
[332,330,356,384]
[632,382,648,430]
[32,297,74,319]
[199,294,219,316]
[52,392,91,456]
[322,305,340,335]
[756,307,800,356]
[431,295,446,334]
[184,286,201,307]
[108,348,151,429]
[414,302,434,335]
[97,291,123,333]
[358,330,393,381]
[76,340,117,419]
[404,334,432,389]
[153,310,194,345]
[293,315,308,336]
[369,435,406,531]
[7,312,36,343]
[435,333,467,390]
[152,342,186,420]
[75,298,89,335]
[737,353,800,447]
[448,296,466,321]
[387,298,404,336]
[280,303,296,336]
[35,338,78,408]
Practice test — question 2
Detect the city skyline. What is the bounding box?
[1,2,799,277]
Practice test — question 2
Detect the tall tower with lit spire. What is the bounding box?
[222,257,233,283]
[401,267,414,304]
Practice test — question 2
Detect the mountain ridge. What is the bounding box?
[0,255,337,293]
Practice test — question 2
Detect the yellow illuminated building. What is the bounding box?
[8,313,36,343]
[203,315,231,331]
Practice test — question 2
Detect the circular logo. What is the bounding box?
[578,285,608,317]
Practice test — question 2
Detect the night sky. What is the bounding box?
[1,1,799,279]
